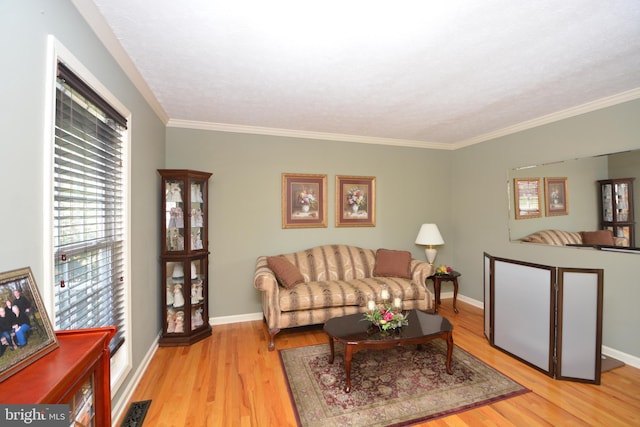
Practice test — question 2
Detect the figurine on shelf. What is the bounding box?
[167,228,183,251]
[174,311,185,333]
[169,207,184,228]
[166,285,174,306]
[171,263,185,307]
[191,183,204,203]
[191,261,198,279]
[191,230,203,250]
[176,234,184,251]
[166,182,183,203]
[192,308,204,330]
[173,284,185,308]
[167,308,176,333]
[191,208,203,228]
[190,279,204,303]
[191,284,199,304]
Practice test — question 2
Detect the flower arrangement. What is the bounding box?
[362,286,408,332]
[297,189,316,207]
[346,187,366,207]
[435,265,453,275]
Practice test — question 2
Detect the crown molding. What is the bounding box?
[169,87,640,150]
[72,0,169,124]
[453,87,640,149]
[167,119,454,150]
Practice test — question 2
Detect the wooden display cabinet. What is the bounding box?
[598,178,635,246]
[158,169,212,346]
[0,327,116,426]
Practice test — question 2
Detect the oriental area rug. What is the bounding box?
[279,340,529,427]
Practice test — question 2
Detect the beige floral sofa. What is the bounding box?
[254,244,435,350]
[520,229,628,247]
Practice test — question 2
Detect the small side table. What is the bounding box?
[428,271,461,313]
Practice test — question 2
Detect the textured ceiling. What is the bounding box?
[82,0,640,148]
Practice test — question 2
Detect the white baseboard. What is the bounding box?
[210,312,263,325]
[602,345,640,369]
[110,333,160,426]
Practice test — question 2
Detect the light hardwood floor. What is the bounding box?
[118,300,640,426]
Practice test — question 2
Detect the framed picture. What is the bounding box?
[336,175,376,227]
[545,177,569,216]
[0,267,58,382]
[514,178,542,219]
[282,173,327,228]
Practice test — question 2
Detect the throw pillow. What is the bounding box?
[581,230,615,246]
[373,249,412,279]
[267,256,304,289]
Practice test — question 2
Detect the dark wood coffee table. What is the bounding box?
[323,310,453,392]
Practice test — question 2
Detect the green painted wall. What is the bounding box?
[452,99,640,358]
[165,128,453,317]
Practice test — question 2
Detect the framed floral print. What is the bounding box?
[545,177,569,216]
[514,178,542,219]
[0,267,58,382]
[281,173,328,228]
[336,175,376,227]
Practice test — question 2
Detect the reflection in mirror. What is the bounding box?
[508,149,640,250]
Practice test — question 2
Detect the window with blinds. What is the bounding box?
[53,61,127,354]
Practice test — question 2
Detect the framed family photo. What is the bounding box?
[0,267,58,382]
[336,175,376,227]
[514,178,542,220]
[281,173,328,229]
[545,177,569,216]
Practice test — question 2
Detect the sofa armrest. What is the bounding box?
[254,256,279,292]
[410,259,435,289]
[254,256,282,315]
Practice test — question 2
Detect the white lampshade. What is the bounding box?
[415,224,445,264]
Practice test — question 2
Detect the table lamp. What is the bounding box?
[415,223,445,264]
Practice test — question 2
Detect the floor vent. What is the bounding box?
[119,400,152,427]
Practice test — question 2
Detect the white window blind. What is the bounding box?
[53,61,127,354]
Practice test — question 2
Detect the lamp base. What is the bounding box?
[425,248,437,265]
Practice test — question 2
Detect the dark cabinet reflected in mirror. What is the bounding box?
[508,149,640,251]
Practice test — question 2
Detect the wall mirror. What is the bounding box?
[508,149,640,251]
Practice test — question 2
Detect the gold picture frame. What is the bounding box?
[336,175,376,227]
[281,173,328,228]
[545,177,569,216]
[514,178,542,219]
[0,267,58,382]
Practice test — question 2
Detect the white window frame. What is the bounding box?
[43,36,132,395]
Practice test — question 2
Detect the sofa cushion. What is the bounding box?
[373,249,412,279]
[281,245,376,282]
[278,277,427,312]
[267,256,304,289]
[581,230,615,246]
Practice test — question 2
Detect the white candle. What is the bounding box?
[367,300,376,311]
[380,289,390,300]
[393,297,402,309]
